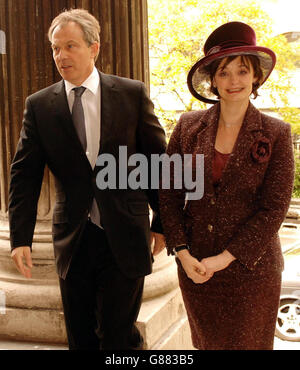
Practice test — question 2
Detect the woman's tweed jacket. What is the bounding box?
[159,102,295,349]
[160,102,294,272]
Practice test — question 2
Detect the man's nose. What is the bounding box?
[57,48,67,60]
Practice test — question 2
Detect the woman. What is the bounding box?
[159,21,295,350]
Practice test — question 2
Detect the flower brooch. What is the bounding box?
[251,137,271,163]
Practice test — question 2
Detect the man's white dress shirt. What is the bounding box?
[65,67,102,226]
[65,66,101,169]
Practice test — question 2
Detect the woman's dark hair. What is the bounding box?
[207,55,263,99]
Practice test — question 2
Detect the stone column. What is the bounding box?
[0,0,191,348]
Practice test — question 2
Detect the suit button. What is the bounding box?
[210,198,215,205]
[207,224,213,232]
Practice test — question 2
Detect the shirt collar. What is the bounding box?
[64,67,100,97]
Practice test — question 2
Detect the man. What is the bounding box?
[9,9,166,350]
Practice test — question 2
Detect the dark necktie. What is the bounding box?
[72,87,87,151]
[72,87,102,228]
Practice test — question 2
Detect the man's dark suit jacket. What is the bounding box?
[9,71,166,280]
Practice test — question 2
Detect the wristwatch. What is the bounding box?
[173,244,190,257]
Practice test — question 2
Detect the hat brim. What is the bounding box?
[187,46,276,104]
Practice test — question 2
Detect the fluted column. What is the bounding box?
[0,0,150,222]
[0,0,181,346]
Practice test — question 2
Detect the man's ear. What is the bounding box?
[91,42,100,60]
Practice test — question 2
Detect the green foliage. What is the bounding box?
[275,107,300,133]
[148,0,299,134]
[293,152,300,198]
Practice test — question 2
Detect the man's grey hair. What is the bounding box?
[48,8,100,60]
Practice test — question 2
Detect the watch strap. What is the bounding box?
[173,244,190,256]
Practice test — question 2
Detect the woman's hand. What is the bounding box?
[201,250,236,275]
[177,249,213,284]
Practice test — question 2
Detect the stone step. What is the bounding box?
[0,287,193,350]
[0,306,67,344]
[137,287,191,349]
[0,339,67,350]
[152,315,194,350]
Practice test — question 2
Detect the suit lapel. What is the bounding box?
[195,103,220,198]
[52,80,92,170]
[52,72,117,174]
[195,102,263,197]
[217,102,263,191]
[52,81,79,147]
[98,72,116,156]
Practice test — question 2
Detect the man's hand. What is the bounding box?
[11,246,33,279]
[177,249,212,284]
[150,232,166,256]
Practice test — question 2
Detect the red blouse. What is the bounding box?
[212,148,231,185]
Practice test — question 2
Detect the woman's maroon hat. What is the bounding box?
[187,21,276,104]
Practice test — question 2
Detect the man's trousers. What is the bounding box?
[59,220,145,350]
